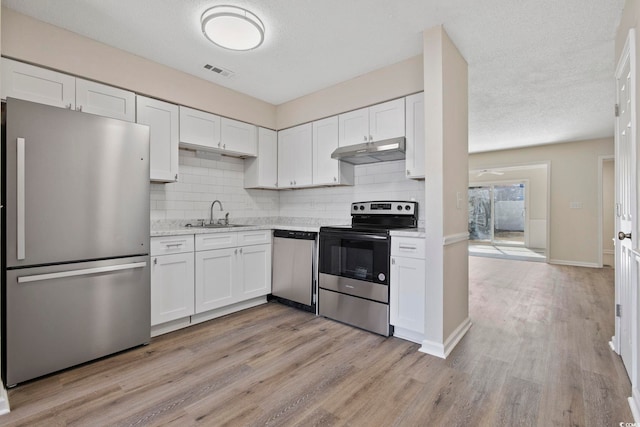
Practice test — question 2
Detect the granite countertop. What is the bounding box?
[150,217,348,237]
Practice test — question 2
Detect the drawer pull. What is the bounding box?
[398,245,417,250]
[165,243,183,248]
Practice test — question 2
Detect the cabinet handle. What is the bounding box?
[398,245,417,250]
[293,180,297,185]
[175,173,178,180]
[165,243,183,248]
[218,142,221,148]
[363,136,368,142]
[369,135,373,142]
[154,258,157,265]
[392,258,395,265]
[333,176,337,182]
[65,103,72,109]
[239,248,243,254]
[223,144,226,149]
[407,170,410,175]
[290,181,293,185]
[76,105,83,112]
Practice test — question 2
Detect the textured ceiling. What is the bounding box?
[1,0,624,152]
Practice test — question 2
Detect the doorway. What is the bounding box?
[468,182,526,246]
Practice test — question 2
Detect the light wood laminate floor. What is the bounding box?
[1,257,633,426]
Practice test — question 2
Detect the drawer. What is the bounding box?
[151,235,194,255]
[237,229,271,246]
[391,236,425,259]
[196,232,238,251]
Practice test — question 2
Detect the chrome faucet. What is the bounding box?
[210,200,223,224]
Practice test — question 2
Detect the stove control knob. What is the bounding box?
[397,205,403,211]
[405,205,411,210]
[353,205,358,211]
[359,205,365,211]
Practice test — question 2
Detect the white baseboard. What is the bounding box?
[549,259,600,268]
[191,297,268,325]
[629,387,640,422]
[0,385,10,416]
[419,317,472,359]
[392,326,424,344]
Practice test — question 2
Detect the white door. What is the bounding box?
[75,78,135,122]
[221,117,257,156]
[136,95,179,182]
[615,28,637,379]
[313,116,340,185]
[238,244,272,300]
[195,248,236,313]
[151,253,195,326]
[368,98,405,141]
[338,107,369,147]
[179,106,221,150]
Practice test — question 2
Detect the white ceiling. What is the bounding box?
[2,0,624,152]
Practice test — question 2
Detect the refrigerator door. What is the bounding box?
[4,98,150,268]
[4,255,150,386]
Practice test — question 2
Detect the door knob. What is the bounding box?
[618,231,632,240]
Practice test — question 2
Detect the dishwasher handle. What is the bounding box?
[273,229,317,240]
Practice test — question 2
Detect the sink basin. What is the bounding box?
[184,223,250,229]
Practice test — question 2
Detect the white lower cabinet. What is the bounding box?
[195,230,272,314]
[150,236,195,327]
[390,236,425,344]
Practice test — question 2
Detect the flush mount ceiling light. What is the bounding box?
[201,5,265,51]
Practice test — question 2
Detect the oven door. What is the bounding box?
[318,229,390,285]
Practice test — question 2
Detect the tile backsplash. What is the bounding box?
[151,151,425,226]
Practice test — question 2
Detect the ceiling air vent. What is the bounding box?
[203,64,235,78]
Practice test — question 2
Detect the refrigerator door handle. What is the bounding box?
[17,137,26,260]
[17,262,148,283]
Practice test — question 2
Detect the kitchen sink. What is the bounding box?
[184,223,250,229]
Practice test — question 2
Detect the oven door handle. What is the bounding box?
[320,230,388,241]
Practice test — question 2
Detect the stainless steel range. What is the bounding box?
[318,201,418,336]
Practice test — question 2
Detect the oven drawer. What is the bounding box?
[319,288,390,336]
[319,273,388,303]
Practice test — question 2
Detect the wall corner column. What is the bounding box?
[420,25,471,358]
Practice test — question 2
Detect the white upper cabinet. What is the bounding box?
[136,95,179,182]
[369,98,405,141]
[338,107,370,147]
[1,58,135,122]
[179,106,221,150]
[405,92,425,179]
[313,116,354,186]
[1,58,76,109]
[75,78,135,122]
[220,117,257,157]
[338,98,405,147]
[278,123,313,188]
[245,127,278,189]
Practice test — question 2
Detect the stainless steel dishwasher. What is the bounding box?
[271,230,317,313]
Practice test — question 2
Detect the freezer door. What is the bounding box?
[4,256,150,386]
[4,98,150,267]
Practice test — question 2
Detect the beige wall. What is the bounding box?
[470,166,548,249]
[422,26,469,349]
[276,55,423,129]
[470,138,614,267]
[1,8,277,129]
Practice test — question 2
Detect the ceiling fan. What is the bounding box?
[476,169,504,177]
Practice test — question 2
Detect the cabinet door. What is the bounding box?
[390,256,425,337]
[405,93,425,179]
[137,96,179,182]
[313,116,340,185]
[1,58,75,109]
[195,248,237,313]
[369,98,405,141]
[221,117,257,157]
[338,107,369,147]
[245,127,278,189]
[179,106,221,150]
[278,123,312,188]
[75,79,135,122]
[151,253,195,326]
[238,244,272,300]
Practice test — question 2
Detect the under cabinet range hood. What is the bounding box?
[330,137,406,165]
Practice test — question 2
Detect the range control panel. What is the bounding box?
[351,201,417,215]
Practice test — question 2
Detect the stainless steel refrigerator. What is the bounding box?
[2,98,151,386]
